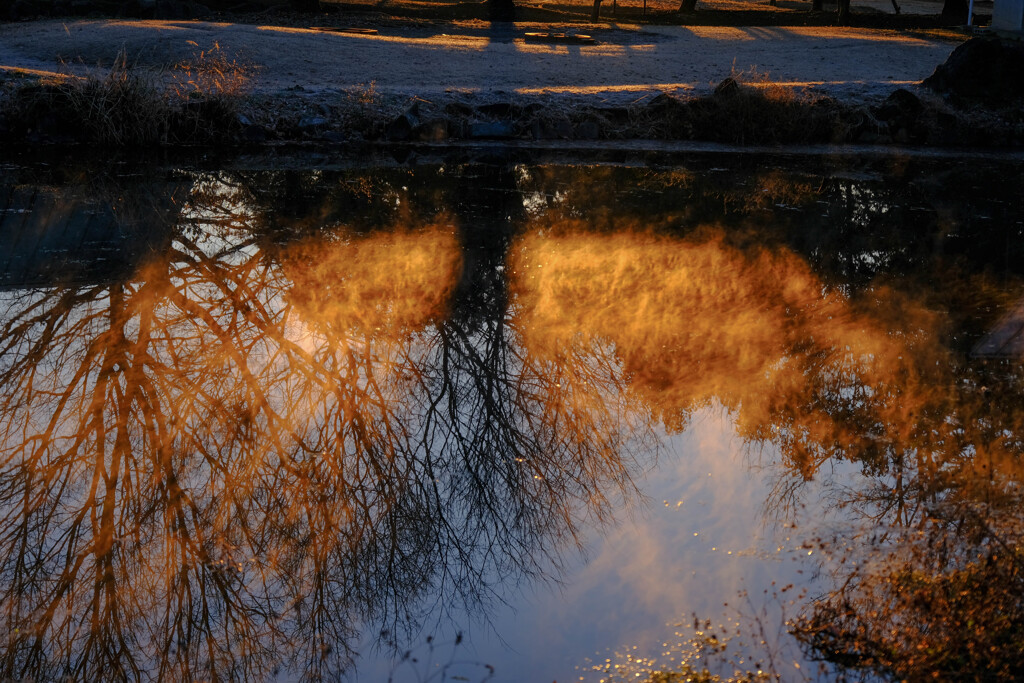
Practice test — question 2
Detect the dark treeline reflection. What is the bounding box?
[2,157,1024,681]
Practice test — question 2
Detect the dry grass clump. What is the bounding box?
[677,80,848,144]
[2,45,255,146]
[170,41,257,100]
[690,87,845,145]
[619,68,854,145]
[341,80,394,131]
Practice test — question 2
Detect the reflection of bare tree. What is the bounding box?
[794,493,1024,681]
[0,215,652,681]
[212,164,1024,683]
[509,224,956,477]
[7,159,1024,683]
[507,220,1024,680]
[783,358,1024,680]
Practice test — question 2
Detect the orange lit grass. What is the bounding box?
[509,224,951,475]
[283,224,463,336]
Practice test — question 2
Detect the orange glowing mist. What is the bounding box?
[508,223,953,475]
[282,223,463,336]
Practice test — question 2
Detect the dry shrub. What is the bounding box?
[345,81,383,122]
[1,50,167,145]
[687,74,846,145]
[793,502,1024,681]
[630,68,854,145]
[170,40,257,100]
[3,43,255,145]
[351,80,379,107]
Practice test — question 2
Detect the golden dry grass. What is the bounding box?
[2,44,256,145]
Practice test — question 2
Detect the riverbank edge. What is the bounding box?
[2,80,1022,150]
[2,31,1021,150]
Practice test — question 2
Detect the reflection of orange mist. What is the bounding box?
[281,224,463,336]
[508,225,952,477]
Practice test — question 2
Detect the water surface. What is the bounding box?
[2,152,1024,682]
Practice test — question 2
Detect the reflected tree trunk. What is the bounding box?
[488,0,516,21]
[941,0,968,21]
[679,0,698,11]
[837,0,850,23]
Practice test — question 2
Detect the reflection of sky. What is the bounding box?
[176,172,262,260]
[367,406,832,683]
[6,160,1024,683]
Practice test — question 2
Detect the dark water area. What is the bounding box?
[2,149,1024,682]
